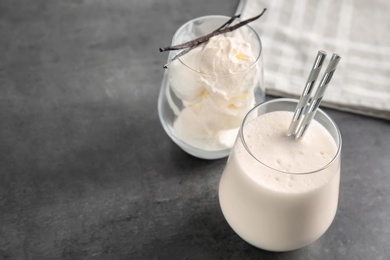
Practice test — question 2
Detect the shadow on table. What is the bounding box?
[158,137,228,178]
[135,204,310,259]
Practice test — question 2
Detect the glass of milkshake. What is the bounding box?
[158,16,264,159]
[218,98,342,251]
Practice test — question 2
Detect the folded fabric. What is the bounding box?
[237,0,390,120]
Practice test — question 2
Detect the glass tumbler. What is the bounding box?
[158,15,264,159]
[218,98,342,251]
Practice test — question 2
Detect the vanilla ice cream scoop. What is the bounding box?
[169,48,203,102]
[199,34,255,75]
[199,34,259,100]
[168,31,261,151]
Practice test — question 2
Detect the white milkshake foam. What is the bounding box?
[242,111,338,192]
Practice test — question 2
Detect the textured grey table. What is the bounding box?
[1,0,389,259]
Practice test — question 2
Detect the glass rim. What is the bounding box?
[171,15,262,77]
[239,98,342,175]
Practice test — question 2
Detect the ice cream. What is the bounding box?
[219,109,341,251]
[168,34,260,151]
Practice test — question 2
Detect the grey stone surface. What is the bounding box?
[0,0,389,259]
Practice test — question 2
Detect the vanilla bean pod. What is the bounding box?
[214,14,241,31]
[159,8,266,53]
[162,14,241,67]
[163,45,198,69]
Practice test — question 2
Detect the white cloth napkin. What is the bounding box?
[236,0,390,120]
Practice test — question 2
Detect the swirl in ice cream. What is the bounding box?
[168,34,260,151]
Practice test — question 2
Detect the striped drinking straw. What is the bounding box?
[287,51,327,136]
[294,53,341,139]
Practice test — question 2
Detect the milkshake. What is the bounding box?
[218,98,341,251]
[158,16,264,159]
